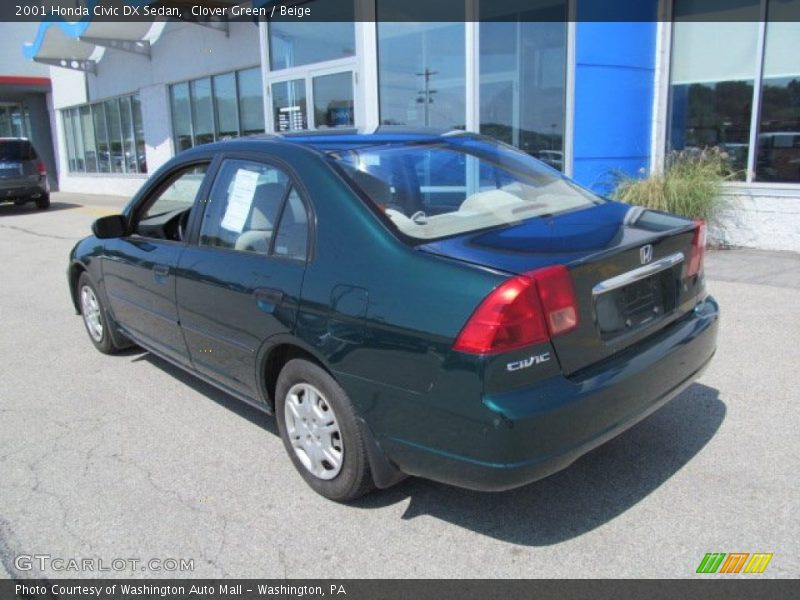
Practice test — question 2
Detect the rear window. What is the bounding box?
[0,140,36,162]
[330,138,601,241]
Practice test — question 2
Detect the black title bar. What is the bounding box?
[4,0,800,22]
[5,579,800,600]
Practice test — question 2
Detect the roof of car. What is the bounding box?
[251,127,476,151]
[173,127,484,162]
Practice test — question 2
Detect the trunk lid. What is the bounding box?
[420,201,703,375]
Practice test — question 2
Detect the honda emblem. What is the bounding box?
[640,244,654,265]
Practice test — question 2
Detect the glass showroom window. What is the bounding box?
[479,1,568,170]
[238,68,266,135]
[170,67,265,151]
[377,19,466,130]
[61,94,145,174]
[0,103,28,137]
[755,0,800,183]
[669,0,800,184]
[269,20,355,71]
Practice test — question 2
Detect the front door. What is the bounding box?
[102,163,210,365]
[176,157,311,399]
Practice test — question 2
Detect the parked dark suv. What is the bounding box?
[0,138,50,210]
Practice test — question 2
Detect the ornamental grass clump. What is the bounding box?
[612,148,733,224]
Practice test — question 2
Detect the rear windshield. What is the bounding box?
[330,138,602,241]
[0,140,36,162]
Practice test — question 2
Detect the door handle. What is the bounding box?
[254,287,284,311]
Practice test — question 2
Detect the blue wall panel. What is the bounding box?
[572,1,659,194]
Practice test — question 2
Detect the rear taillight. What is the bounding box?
[37,160,46,176]
[533,265,579,337]
[687,220,706,278]
[452,265,578,355]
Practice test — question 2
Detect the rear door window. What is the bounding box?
[200,159,290,255]
[272,188,309,261]
[199,158,310,260]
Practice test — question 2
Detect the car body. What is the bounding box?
[67,129,719,500]
[0,138,50,209]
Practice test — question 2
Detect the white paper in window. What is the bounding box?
[221,168,259,233]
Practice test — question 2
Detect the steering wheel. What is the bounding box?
[176,211,189,241]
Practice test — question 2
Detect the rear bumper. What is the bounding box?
[383,295,719,491]
[0,182,47,201]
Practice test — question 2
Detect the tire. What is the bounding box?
[275,359,375,502]
[35,193,50,210]
[77,272,122,354]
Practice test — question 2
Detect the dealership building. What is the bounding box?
[15,0,800,250]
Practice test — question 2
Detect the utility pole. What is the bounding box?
[416,68,438,127]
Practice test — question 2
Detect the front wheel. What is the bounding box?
[78,272,122,354]
[275,359,375,502]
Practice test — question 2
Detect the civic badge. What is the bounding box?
[639,244,654,265]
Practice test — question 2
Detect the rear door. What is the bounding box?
[102,162,210,365]
[176,156,311,398]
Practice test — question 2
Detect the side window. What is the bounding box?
[135,164,208,239]
[273,188,309,261]
[200,159,289,255]
[142,164,208,219]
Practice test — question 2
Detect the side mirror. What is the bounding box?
[92,214,127,239]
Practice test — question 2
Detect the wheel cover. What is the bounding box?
[80,285,104,342]
[284,382,344,480]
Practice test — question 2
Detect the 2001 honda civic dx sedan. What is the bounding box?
[67,129,719,501]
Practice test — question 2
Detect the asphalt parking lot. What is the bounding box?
[1,192,798,579]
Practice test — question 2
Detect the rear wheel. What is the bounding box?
[35,193,50,210]
[78,272,122,354]
[275,359,375,501]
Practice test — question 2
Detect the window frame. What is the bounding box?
[664,0,800,187]
[266,58,358,134]
[194,153,315,263]
[168,65,266,154]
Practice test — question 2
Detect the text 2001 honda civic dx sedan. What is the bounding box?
[67,130,719,501]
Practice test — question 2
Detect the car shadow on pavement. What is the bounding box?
[353,382,725,546]
[133,351,278,435]
[129,349,723,546]
[0,202,83,215]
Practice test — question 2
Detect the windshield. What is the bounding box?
[330,138,602,241]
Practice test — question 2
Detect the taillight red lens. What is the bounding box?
[533,265,579,337]
[37,160,46,176]
[452,274,548,354]
[687,220,706,278]
[453,265,578,355]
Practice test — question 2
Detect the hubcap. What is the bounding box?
[80,285,104,342]
[284,383,343,480]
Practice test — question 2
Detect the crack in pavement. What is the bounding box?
[106,452,244,577]
[0,224,80,241]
